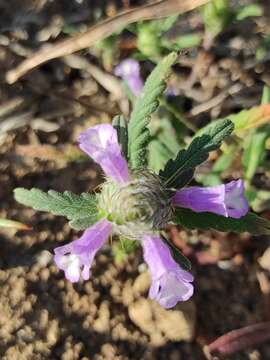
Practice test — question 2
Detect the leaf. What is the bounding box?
[248,188,270,213]
[0,218,31,231]
[236,4,263,21]
[229,104,270,132]
[128,52,177,169]
[160,119,234,188]
[261,85,270,105]
[148,116,180,173]
[112,238,138,264]
[14,188,98,227]
[203,0,231,37]
[243,127,269,182]
[174,208,270,235]
[112,115,128,159]
[163,34,202,51]
[162,234,191,271]
[243,86,270,182]
[69,216,98,230]
[148,140,174,173]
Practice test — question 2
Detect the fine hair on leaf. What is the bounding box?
[160,118,234,189]
[128,52,177,169]
[14,188,98,229]
[174,208,270,236]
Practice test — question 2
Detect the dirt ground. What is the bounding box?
[1,1,270,359]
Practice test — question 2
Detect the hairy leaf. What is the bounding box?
[160,119,234,188]
[174,208,270,235]
[69,216,98,230]
[14,188,98,227]
[128,52,177,169]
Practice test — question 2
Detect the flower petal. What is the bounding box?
[78,124,129,183]
[142,234,194,309]
[54,219,112,282]
[173,179,249,219]
[114,59,143,96]
[224,179,249,218]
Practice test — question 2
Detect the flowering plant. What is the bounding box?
[14,53,270,309]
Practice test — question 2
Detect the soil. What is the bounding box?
[1,1,270,359]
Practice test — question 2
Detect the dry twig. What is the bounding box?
[6,0,210,84]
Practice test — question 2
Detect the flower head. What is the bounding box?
[53,123,248,309]
[114,59,144,96]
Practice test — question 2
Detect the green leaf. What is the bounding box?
[243,85,270,183]
[148,140,174,174]
[0,218,31,230]
[243,127,269,182]
[174,208,270,235]
[128,52,177,169]
[14,188,98,227]
[261,85,270,105]
[203,0,231,36]
[163,34,202,51]
[236,4,263,21]
[148,116,180,173]
[162,234,191,271]
[69,216,98,230]
[112,115,128,159]
[112,238,138,264]
[160,119,234,188]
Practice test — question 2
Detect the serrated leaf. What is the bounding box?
[69,216,98,230]
[174,208,270,235]
[14,188,98,223]
[112,115,128,159]
[160,119,234,188]
[128,52,177,169]
[162,234,191,271]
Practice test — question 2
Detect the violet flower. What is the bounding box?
[54,219,112,283]
[142,235,194,308]
[114,59,144,96]
[172,180,249,219]
[54,123,249,308]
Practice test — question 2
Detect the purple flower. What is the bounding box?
[54,219,112,282]
[78,124,129,183]
[114,59,144,96]
[172,179,249,219]
[53,123,248,309]
[142,235,194,308]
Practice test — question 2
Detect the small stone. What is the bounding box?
[128,298,196,345]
